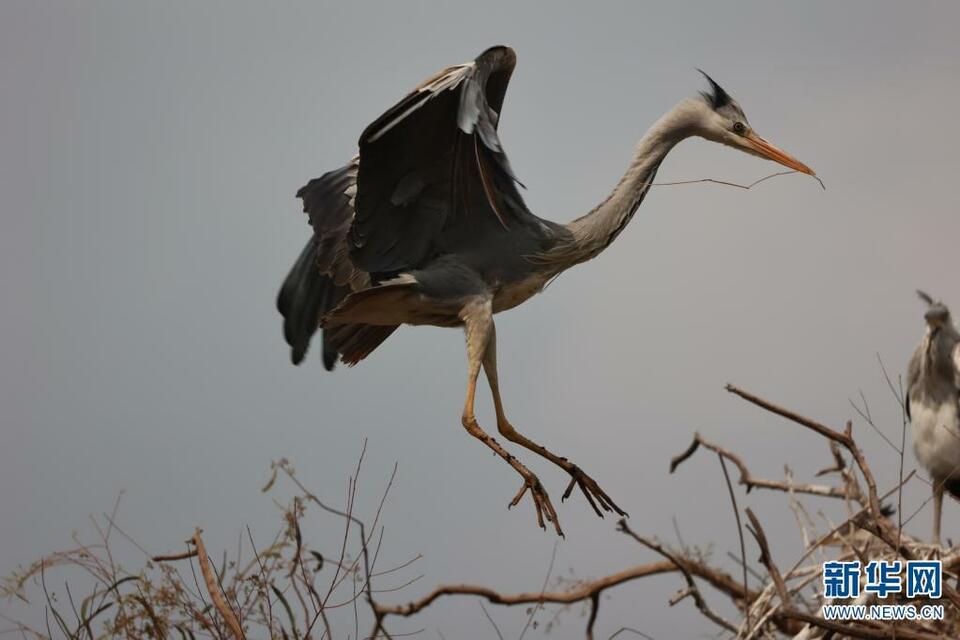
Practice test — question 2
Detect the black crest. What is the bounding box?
[697,69,731,110]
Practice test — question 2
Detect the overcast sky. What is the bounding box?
[3,2,960,638]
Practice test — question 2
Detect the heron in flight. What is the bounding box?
[907,291,960,545]
[278,46,815,535]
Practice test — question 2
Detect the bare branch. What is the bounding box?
[744,509,789,609]
[618,520,738,633]
[718,454,750,632]
[374,558,753,620]
[151,549,198,563]
[672,431,849,498]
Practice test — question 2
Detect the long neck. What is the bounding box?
[557,101,699,267]
[921,324,960,382]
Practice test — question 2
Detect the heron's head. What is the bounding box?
[918,290,951,331]
[691,71,815,176]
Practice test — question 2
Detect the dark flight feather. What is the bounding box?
[349,46,536,276]
[279,161,391,368]
[277,239,327,364]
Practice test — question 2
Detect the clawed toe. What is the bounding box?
[509,475,564,537]
[503,465,624,535]
[562,465,628,518]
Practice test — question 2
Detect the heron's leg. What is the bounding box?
[481,323,627,518]
[459,297,562,535]
[933,483,944,546]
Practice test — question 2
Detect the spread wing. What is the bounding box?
[278,159,373,367]
[349,45,537,275]
[279,46,536,367]
[295,157,368,292]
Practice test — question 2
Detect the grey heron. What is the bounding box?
[907,291,960,545]
[277,46,815,535]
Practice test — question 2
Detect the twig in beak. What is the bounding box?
[653,170,825,191]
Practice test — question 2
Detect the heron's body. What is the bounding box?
[907,292,960,545]
[910,384,960,485]
[492,273,553,314]
[278,46,815,534]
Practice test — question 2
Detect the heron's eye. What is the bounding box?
[732,122,746,135]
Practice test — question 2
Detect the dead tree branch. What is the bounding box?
[7,382,960,639]
[671,431,850,498]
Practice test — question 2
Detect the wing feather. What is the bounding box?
[296,157,369,291]
[279,46,546,367]
[349,46,537,275]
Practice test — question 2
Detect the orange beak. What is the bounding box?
[743,132,815,176]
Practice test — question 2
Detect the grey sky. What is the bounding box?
[2,2,959,637]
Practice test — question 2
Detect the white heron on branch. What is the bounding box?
[908,291,960,545]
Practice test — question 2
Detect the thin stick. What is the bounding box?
[608,628,655,640]
[653,170,825,191]
[477,602,503,640]
[618,521,738,633]
[151,550,198,563]
[717,454,750,632]
[672,431,848,498]
[744,509,789,608]
[586,593,600,640]
[518,542,557,640]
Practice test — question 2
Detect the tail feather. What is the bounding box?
[325,324,399,367]
[278,239,396,369]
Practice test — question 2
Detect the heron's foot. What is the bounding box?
[509,473,563,537]
[561,464,628,519]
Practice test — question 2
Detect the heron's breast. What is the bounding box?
[491,274,549,313]
[911,398,960,480]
